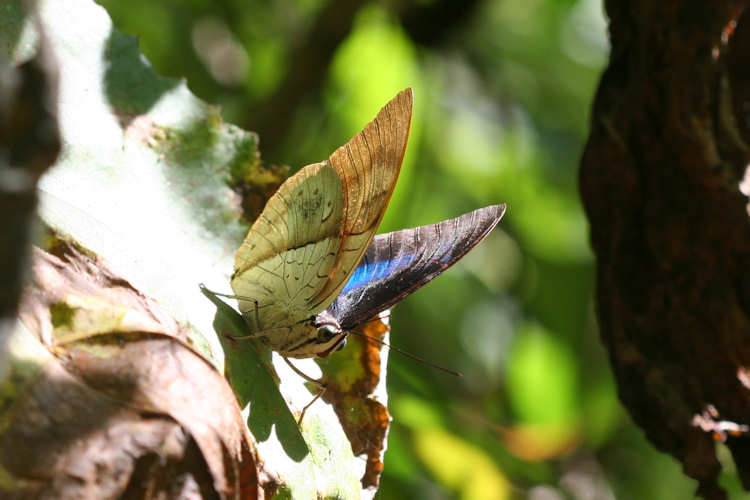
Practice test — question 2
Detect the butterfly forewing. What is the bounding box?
[326,204,506,329]
[231,89,413,332]
[309,89,413,311]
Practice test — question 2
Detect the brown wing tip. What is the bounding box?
[329,88,415,166]
[397,87,414,105]
[378,88,414,122]
[380,88,414,164]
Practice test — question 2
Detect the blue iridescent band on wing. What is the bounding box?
[324,204,506,330]
[341,252,415,294]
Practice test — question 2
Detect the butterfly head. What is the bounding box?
[313,311,348,357]
[273,310,347,359]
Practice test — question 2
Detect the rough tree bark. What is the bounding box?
[580,2,750,499]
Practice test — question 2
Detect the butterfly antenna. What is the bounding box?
[347,329,463,377]
[199,284,253,302]
[199,283,264,330]
[359,312,393,324]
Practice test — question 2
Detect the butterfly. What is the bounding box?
[229,88,505,359]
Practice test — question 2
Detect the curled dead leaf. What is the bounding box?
[2,239,262,499]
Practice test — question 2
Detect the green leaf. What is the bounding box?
[200,285,308,461]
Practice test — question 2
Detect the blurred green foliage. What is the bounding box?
[96,0,718,498]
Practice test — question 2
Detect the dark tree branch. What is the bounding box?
[398,0,481,47]
[245,0,369,160]
[0,18,61,337]
[246,0,482,163]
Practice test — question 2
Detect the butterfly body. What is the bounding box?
[246,311,344,359]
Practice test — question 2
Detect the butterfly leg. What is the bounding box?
[298,387,326,424]
[282,356,327,424]
[198,284,246,300]
[252,298,262,331]
[231,299,264,337]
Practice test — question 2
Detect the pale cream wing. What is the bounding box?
[308,88,413,312]
[231,162,344,330]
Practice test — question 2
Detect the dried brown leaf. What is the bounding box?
[3,240,260,499]
[317,318,391,492]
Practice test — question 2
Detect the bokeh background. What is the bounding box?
[95,0,716,498]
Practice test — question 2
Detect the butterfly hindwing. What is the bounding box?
[231,162,344,330]
[326,204,506,329]
[231,89,413,332]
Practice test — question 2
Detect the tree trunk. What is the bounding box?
[580,2,750,499]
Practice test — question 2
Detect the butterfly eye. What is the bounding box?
[316,324,339,343]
